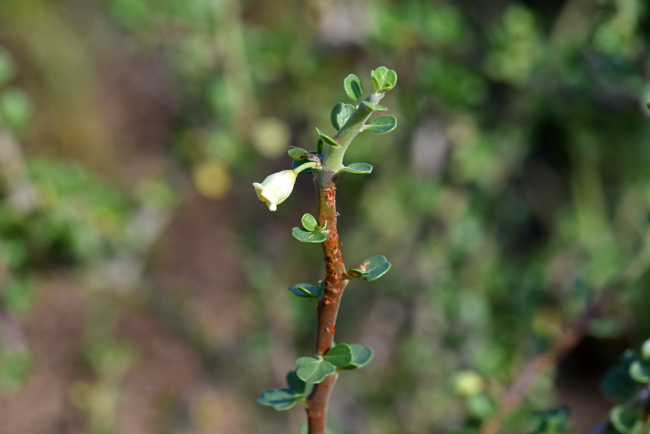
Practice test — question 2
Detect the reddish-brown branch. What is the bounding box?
[481,289,612,434]
[306,181,349,434]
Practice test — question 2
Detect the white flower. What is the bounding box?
[253,170,298,211]
[253,163,317,211]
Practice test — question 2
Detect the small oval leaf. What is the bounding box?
[629,360,650,383]
[258,388,300,411]
[301,213,318,231]
[370,66,397,92]
[343,163,373,175]
[288,283,322,299]
[339,344,374,369]
[323,344,353,368]
[642,339,650,360]
[601,366,638,402]
[296,357,336,384]
[349,255,391,281]
[315,127,339,147]
[344,74,363,100]
[368,116,397,134]
[371,67,388,91]
[288,146,309,161]
[385,69,397,90]
[292,227,327,243]
[609,405,642,434]
[362,101,387,112]
[330,102,356,130]
[287,370,311,396]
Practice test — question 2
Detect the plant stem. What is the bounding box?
[305,90,385,434]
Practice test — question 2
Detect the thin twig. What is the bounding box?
[481,289,613,434]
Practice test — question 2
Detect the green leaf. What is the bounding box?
[288,283,322,299]
[466,393,496,420]
[385,69,397,90]
[529,406,572,434]
[609,405,642,434]
[288,146,309,161]
[323,344,353,368]
[292,159,312,174]
[601,366,638,402]
[301,213,318,231]
[286,370,312,396]
[362,101,387,112]
[367,116,397,134]
[292,227,327,243]
[0,88,31,132]
[330,102,356,130]
[641,339,650,360]
[629,360,650,383]
[296,357,336,384]
[0,49,15,86]
[348,255,391,281]
[344,74,363,100]
[342,162,373,175]
[340,344,374,369]
[370,66,397,92]
[257,388,300,411]
[315,127,339,147]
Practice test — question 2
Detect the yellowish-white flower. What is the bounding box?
[253,162,317,211]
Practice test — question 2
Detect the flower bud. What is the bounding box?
[253,162,318,211]
[253,170,298,211]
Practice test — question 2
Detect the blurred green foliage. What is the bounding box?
[0,0,648,433]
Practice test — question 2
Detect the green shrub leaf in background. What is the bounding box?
[296,357,336,383]
[600,366,638,402]
[348,255,391,281]
[330,102,355,130]
[609,405,642,434]
[628,360,650,383]
[342,162,373,175]
[367,116,397,134]
[0,48,15,86]
[529,406,572,434]
[323,344,353,368]
[288,283,322,299]
[0,88,31,132]
[641,339,650,360]
[343,74,363,100]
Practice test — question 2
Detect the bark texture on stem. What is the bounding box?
[305,89,387,434]
[306,178,348,434]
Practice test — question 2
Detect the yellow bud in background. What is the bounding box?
[193,161,232,199]
[252,117,291,159]
[453,370,484,397]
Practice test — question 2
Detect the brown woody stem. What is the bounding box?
[305,91,386,434]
